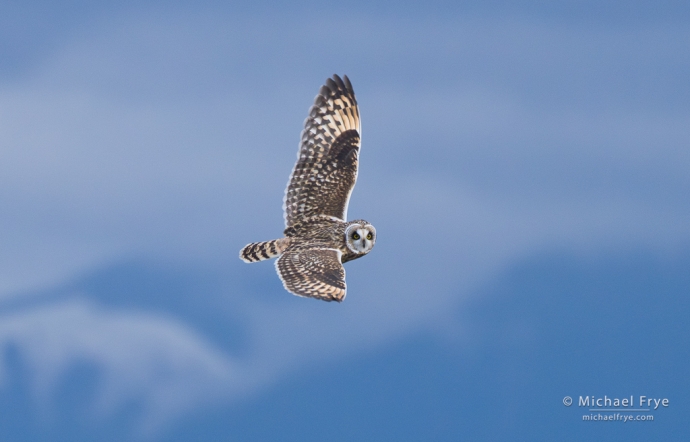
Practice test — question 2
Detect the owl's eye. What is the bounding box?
[352,232,360,240]
[366,232,373,240]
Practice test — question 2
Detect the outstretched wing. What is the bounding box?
[275,247,346,302]
[283,74,361,228]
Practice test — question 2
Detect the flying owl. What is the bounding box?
[239,74,376,302]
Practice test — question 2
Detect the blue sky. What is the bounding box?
[1,1,689,440]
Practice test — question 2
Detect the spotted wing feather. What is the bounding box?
[283,74,361,228]
[275,247,346,302]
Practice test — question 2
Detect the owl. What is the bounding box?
[239,74,376,302]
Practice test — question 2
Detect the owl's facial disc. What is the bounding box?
[345,223,376,254]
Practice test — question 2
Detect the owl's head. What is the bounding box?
[345,221,376,255]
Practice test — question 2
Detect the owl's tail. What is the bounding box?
[239,238,291,263]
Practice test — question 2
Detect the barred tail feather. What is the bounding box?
[239,238,290,263]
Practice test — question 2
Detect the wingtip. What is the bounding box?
[319,84,330,97]
[342,75,353,93]
[331,74,355,96]
[325,77,338,93]
[316,74,355,101]
[330,74,352,94]
[239,248,252,263]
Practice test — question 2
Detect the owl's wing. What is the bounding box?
[283,74,361,228]
[275,247,346,302]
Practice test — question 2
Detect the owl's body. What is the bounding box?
[239,75,376,302]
